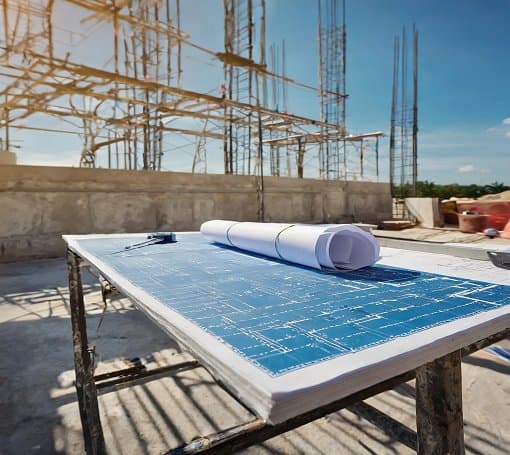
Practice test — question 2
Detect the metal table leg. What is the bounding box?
[416,350,465,455]
[67,249,107,455]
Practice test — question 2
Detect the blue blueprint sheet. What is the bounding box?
[74,233,510,377]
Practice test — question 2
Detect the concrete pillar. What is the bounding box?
[405,197,444,228]
[0,151,17,165]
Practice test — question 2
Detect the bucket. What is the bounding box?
[458,214,487,233]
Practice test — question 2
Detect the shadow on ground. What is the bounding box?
[1,258,509,454]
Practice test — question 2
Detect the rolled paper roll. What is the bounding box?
[200,220,380,271]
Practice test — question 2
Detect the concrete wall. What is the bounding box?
[405,197,444,228]
[0,165,392,261]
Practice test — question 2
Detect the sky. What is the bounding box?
[5,0,510,185]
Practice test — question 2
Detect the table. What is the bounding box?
[64,233,510,454]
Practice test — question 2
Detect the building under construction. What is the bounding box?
[4,5,510,455]
[0,0,382,180]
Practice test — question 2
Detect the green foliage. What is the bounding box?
[391,181,509,199]
[415,181,510,200]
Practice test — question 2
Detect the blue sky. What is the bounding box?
[8,0,510,184]
[343,0,510,185]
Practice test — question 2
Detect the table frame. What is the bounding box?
[66,248,509,455]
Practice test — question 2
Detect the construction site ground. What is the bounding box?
[1,254,509,455]
[374,226,510,248]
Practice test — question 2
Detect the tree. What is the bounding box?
[415,181,509,199]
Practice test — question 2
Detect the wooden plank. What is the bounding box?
[415,351,465,455]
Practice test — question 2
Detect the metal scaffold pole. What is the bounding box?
[0,0,382,178]
[389,24,419,201]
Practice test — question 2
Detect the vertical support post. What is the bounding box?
[67,250,106,455]
[2,0,9,58]
[375,136,379,178]
[389,35,399,196]
[359,138,364,178]
[317,0,324,178]
[415,351,465,455]
[256,72,264,222]
[46,0,55,61]
[3,102,9,153]
[400,26,407,191]
[412,24,419,197]
[223,0,234,175]
[176,0,182,88]
[341,0,346,131]
[260,0,267,106]
[296,138,305,178]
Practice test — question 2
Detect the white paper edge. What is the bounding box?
[64,233,276,420]
[64,233,510,424]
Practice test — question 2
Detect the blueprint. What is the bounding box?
[73,233,510,377]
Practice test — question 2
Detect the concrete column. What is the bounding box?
[0,151,17,165]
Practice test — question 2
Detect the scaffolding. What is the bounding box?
[222,0,261,175]
[0,0,383,180]
[389,25,418,199]
[318,0,346,179]
[265,40,290,177]
[0,0,189,169]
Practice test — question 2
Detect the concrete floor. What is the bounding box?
[373,226,510,248]
[1,258,509,454]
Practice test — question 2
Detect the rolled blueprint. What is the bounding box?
[200,220,380,271]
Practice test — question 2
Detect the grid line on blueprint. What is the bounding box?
[75,234,510,377]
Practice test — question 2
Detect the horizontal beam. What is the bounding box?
[63,0,189,40]
[345,131,385,141]
[169,327,510,454]
[95,360,200,390]
[1,48,348,131]
[158,108,240,124]
[159,126,224,141]
[260,130,384,146]
[168,369,417,454]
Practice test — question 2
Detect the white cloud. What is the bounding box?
[485,118,510,138]
[417,126,507,183]
[457,164,474,173]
